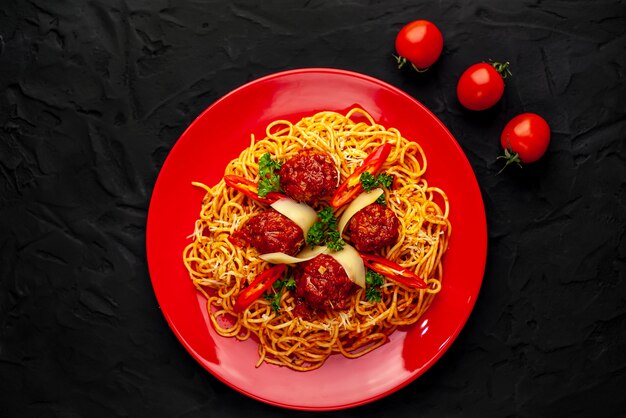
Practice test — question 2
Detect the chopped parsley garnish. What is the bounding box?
[306,207,345,251]
[257,153,283,197]
[274,276,296,292]
[325,231,345,251]
[360,171,393,192]
[264,291,282,312]
[259,152,283,175]
[264,276,296,313]
[318,205,337,225]
[258,175,280,198]
[375,193,386,205]
[365,270,385,302]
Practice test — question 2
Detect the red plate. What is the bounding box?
[146,68,487,410]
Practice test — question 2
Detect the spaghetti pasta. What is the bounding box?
[183,108,451,371]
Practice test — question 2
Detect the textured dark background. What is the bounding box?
[1,0,625,417]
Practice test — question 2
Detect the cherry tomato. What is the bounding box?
[395,20,443,71]
[498,113,551,172]
[457,62,511,111]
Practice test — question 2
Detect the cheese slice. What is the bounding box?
[327,243,366,288]
[261,244,365,288]
[259,245,327,264]
[271,198,318,236]
[337,188,384,235]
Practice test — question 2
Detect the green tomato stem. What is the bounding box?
[393,54,429,72]
[489,60,512,79]
[496,147,523,175]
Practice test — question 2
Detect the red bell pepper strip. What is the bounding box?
[330,143,392,208]
[233,264,287,313]
[224,175,287,205]
[359,253,427,289]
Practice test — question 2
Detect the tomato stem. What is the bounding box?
[394,54,406,69]
[496,147,522,174]
[393,54,429,73]
[410,63,429,73]
[489,60,512,79]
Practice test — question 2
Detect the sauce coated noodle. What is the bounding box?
[183,108,451,371]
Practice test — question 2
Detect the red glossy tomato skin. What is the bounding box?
[395,20,443,69]
[500,113,551,163]
[457,63,505,111]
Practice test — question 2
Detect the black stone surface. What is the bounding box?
[1,1,625,417]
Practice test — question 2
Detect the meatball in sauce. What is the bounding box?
[295,254,354,313]
[347,203,400,252]
[279,150,338,206]
[231,208,304,256]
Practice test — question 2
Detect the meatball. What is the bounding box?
[347,203,400,252]
[231,208,304,256]
[295,254,354,311]
[278,149,338,205]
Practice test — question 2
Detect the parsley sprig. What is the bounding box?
[360,171,393,192]
[365,270,385,302]
[306,207,345,251]
[257,153,283,198]
[264,276,296,312]
[361,171,393,205]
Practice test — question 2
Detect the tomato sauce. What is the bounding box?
[231,208,304,256]
[279,150,338,205]
[347,203,400,252]
[295,254,354,312]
